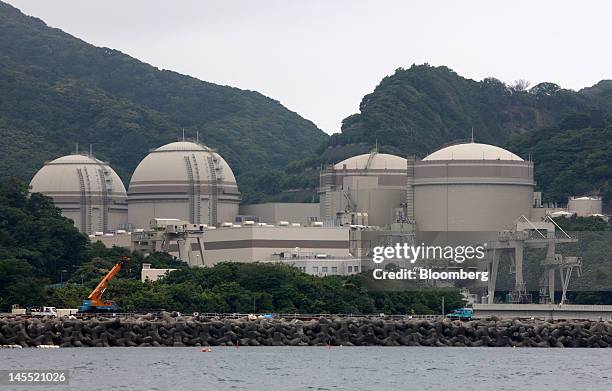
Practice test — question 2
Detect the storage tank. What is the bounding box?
[412,142,533,243]
[568,196,603,217]
[319,150,407,227]
[29,154,128,234]
[127,141,240,228]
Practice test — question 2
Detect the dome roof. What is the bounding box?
[30,154,126,195]
[334,152,407,170]
[423,143,523,161]
[129,141,237,186]
[154,141,210,152]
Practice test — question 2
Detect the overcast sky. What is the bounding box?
[6,0,612,134]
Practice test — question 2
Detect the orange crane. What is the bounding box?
[78,256,130,313]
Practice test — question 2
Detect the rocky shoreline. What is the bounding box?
[1,313,611,348]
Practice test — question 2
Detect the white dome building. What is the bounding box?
[29,154,128,234]
[413,142,533,240]
[319,151,407,227]
[127,141,240,229]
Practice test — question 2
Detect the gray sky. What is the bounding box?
[7,0,612,134]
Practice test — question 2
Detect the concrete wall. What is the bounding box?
[270,258,361,276]
[319,168,406,227]
[413,160,534,240]
[239,203,320,225]
[568,197,603,217]
[92,233,133,249]
[473,304,612,321]
[141,264,176,282]
[202,226,350,266]
[415,183,533,232]
[128,196,239,229]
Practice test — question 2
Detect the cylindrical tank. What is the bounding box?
[29,154,128,234]
[413,142,533,243]
[568,196,602,217]
[127,141,240,229]
[319,151,407,227]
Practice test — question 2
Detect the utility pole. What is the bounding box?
[441,296,445,316]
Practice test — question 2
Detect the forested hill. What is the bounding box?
[328,64,611,158]
[0,1,327,183]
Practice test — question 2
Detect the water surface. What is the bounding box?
[2,347,611,390]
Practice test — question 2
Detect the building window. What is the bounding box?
[322,267,328,273]
[354,266,359,272]
[348,266,352,272]
[331,267,337,274]
[313,266,318,273]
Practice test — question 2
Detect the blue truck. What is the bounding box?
[446,308,473,320]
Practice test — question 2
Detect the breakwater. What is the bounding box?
[1,313,611,348]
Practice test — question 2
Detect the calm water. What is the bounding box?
[1,347,611,391]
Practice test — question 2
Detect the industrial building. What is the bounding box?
[128,218,356,272]
[567,196,603,217]
[29,153,128,235]
[29,138,609,303]
[238,202,320,225]
[412,142,534,243]
[319,150,407,227]
[127,141,241,229]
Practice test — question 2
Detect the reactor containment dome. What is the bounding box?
[127,141,240,229]
[29,154,128,235]
[319,151,407,227]
[412,142,533,241]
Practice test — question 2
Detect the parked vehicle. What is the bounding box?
[29,306,57,317]
[446,308,473,320]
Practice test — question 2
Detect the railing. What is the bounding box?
[3,312,444,320]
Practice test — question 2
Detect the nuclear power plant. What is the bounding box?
[29,154,128,234]
[29,137,609,310]
[127,141,240,229]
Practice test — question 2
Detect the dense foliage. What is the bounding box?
[553,216,610,232]
[0,2,327,199]
[46,262,464,315]
[0,178,86,309]
[507,124,612,203]
[327,64,610,159]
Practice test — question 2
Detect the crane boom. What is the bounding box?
[87,261,123,304]
[78,256,130,313]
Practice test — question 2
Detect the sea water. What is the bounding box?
[1,346,611,390]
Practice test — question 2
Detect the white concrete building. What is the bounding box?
[141,263,177,282]
[128,141,240,229]
[568,196,603,217]
[29,154,128,235]
[319,150,407,227]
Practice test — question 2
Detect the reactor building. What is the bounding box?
[319,150,407,227]
[28,137,604,303]
[412,142,534,244]
[127,141,241,229]
[29,154,128,235]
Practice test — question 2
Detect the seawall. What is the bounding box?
[1,313,611,348]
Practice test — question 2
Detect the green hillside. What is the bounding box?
[328,64,605,158]
[0,1,327,189]
[260,66,612,204]
[507,122,612,204]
